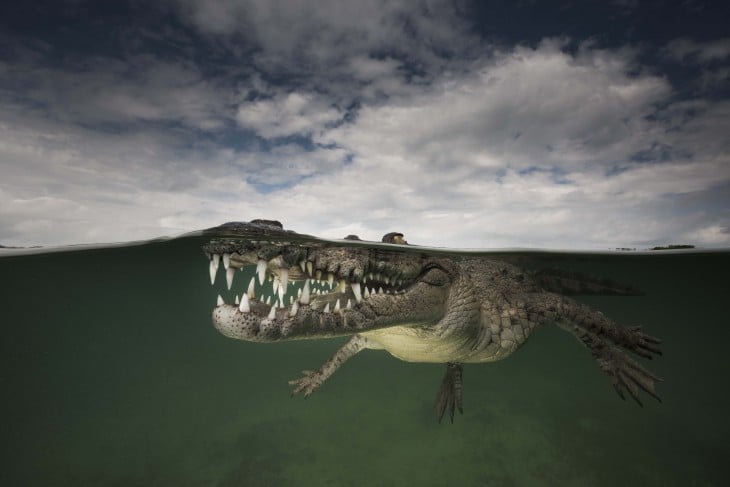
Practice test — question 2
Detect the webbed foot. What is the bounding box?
[435,363,464,423]
[623,325,663,360]
[583,334,663,406]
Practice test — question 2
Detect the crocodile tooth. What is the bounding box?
[297,288,302,299]
[268,305,276,319]
[273,277,280,295]
[362,275,368,283]
[306,261,313,276]
[265,296,271,305]
[278,281,285,304]
[223,253,231,270]
[257,259,267,285]
[226,267,235,290]
[351,282,362,303]
[216,295,224,306]
[279,267,289,295]
[239,294,250,313]
[278,298,284,309]
[247,278,256,299]
[289,296,294,305]
[364,287,370,298]
[299,260,306,273]
[315,269,322,280]
[339,279,347,293]
[346,298,352,310]
[323,303,330,314]
[300,280,311,304]
[289,300,299,316]
[334,299,341,312]
[327,272,334,288]
[384,276,390,285]
[235,295,240,305]
[209,260,217,285]
[378,286,384,294]
[367,272,373,281]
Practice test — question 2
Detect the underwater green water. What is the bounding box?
[1,236,728,486]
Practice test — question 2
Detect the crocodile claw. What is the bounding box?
[289,370,324,398]
[585,335,663,406]
[625,325,663,359]
[435,363,464,423]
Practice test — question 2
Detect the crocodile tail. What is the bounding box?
[532,268,644,296]
[553,296,662,360]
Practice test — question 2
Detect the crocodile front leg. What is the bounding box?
[435,362,464,423]
[289,334,375,397]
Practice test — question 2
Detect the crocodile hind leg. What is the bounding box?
[435,363,464,423]
[289,334,375,397]
[575,330,663,406]
[544,295,663,405]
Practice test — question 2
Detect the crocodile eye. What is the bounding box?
[420,267,449,287]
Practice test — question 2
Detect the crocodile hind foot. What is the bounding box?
[435,363,464,423]
[621,325,663,360]
[581,332,663,406]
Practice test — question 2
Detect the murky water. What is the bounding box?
[1,232,728,486]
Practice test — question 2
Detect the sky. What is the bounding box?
[0,0,728,249]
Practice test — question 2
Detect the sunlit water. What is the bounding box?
[1,233,728,486]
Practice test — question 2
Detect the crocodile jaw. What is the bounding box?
[207,249,450,342]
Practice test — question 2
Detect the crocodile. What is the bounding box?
[203,220,662,422]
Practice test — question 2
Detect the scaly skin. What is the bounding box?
[204,220,662,422]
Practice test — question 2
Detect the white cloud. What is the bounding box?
[262,41,728,249]
[235,92,343,138]
[322,40,671,175]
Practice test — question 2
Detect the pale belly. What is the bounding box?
[361,326,511,364]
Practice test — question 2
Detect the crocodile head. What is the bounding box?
[203,220,455,342]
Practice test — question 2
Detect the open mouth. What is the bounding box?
[207,250,417,320]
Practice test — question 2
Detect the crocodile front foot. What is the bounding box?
[288,335,372,398]
[435,362,464,423]
[288,370,325,398]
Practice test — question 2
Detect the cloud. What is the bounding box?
[265,40,729,249]
[235,92,343,138]
[663,38,730,64]
[321,40,671,175]
[0,54,233,130]
[174,0,481,77]
[0,2,728,250]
